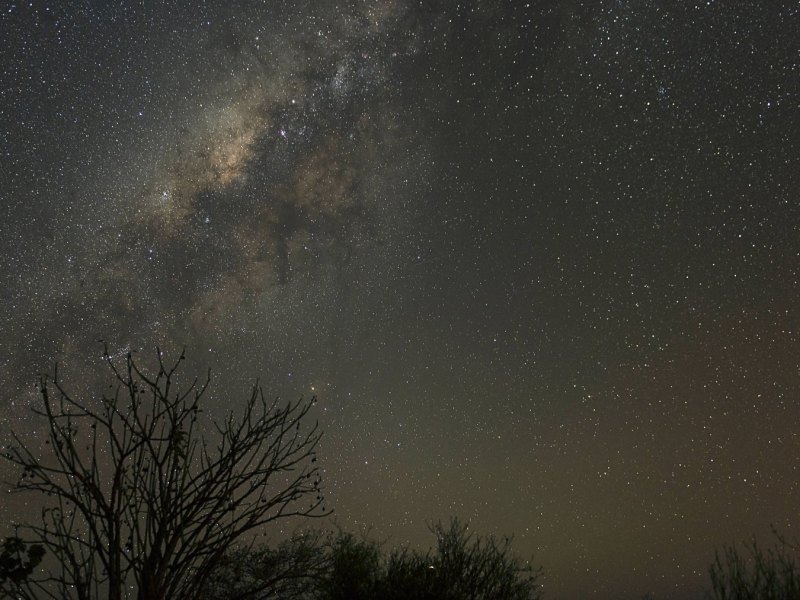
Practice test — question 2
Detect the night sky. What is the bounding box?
[2,1,799,598]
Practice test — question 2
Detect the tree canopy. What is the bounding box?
[2,347,327,600]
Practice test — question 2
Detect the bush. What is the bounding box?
[709,532,800,600]
[206,518,543,600]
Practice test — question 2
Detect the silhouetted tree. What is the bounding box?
[318,518,543,600]
[200,532,327,600]
[317,531,382,600]
[3,346,327,600]
[0,536,45,597]
[205,518,542,600]
[708,530,799,600]
[398,518,543,600]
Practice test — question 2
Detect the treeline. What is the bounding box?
[3,521,800,599]
[200,524,800,600]
[201,518,541,600]
[1,349,798,599]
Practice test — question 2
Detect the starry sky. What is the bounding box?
[1,1,799,598]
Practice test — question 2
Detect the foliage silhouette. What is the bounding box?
[0,536,45,596]
[708,530,800,600]
[201,532,327,600]
[204,518,542,600]
[2,346,327,600]
[316,530,382,600]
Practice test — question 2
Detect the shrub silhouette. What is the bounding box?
[205,518,542,600]
[0,536,45,595]
[201,533,326,600]
[708,531,800,600]
[318,532,383,600]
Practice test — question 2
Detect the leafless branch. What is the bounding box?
[2,345,329,600]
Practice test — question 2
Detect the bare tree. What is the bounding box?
[708,529,800,600]
[200,531,328,600]
[3,346,328,600]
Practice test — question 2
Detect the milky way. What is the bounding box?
[2,2,799,598]
[2,0,426,396]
